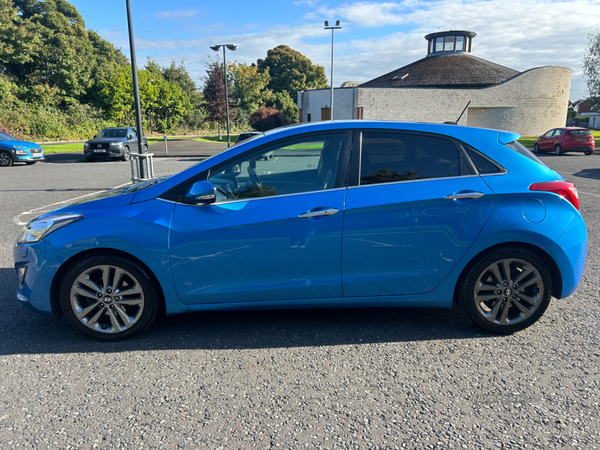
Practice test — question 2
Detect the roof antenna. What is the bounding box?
[444,100,471,125]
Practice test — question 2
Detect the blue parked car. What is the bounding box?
[0,131,45,166]
[13,121,587,340]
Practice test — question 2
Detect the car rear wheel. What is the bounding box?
[60,254,159,341]
[533,143,539,153]
[555,145,563,155]
[459,248,552,334]
[0,150,13,167]
[585,150,594,155]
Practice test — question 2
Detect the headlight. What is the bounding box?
[110,142,123,147]
[84,143,90,149]
[15,150,28,155]
[18,214,85,244]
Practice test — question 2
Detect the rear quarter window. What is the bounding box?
[504,140,549,168]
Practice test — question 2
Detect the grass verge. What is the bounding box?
[194,135,239,144]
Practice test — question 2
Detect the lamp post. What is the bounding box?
[125,0,147,180]
[210,44,238,147]
[324,20,341,121]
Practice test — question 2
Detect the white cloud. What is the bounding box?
[154,9,198,19]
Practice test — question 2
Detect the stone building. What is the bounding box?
[297,31,572,137]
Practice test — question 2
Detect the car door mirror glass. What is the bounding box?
[127,135,133,140]
[185,180,216,204]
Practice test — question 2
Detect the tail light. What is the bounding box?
[529,180,579,210]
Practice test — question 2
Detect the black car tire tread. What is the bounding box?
[458,247,553,334]
[59,254,160,341]
[532,143,539,153]
[555,145,563,156]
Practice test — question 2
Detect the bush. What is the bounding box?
[249,107,289,131]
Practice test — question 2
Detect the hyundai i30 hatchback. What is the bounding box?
[14,121,588,340]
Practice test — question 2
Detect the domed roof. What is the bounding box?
[360,30,520,89]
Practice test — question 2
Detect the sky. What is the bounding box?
[69,0,600,101]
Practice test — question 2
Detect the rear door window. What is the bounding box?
[359,132,472,185]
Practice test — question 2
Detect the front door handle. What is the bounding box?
[298,208,339,218]
[444,191,485,200]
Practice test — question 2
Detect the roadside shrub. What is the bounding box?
[249,107,289,131]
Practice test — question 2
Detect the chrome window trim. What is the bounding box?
[157,197,177,204]
[348,174,481,189]
[177,187,348,206]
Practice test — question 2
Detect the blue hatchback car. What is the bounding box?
[0,131,45,166]
[14,121,587,340]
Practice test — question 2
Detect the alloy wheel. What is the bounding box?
[69,264,145,334]
[472,258,544,327]
[0,151,13,167]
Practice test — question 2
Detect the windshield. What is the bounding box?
[125,175,171,193]
[97,128,128,139]
[0,131,17,141]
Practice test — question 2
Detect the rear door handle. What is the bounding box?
[444,191,485,200]
[298,208,339,218]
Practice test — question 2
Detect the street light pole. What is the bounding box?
[324,20,341,121]
[210,44,238,147]
[125,0,147,179]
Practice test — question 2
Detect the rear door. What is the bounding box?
[342,130,494,297]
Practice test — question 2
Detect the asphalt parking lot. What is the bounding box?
[0,151,599,449]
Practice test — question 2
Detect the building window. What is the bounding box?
[307,113,312,122]
[456,36,465,51]
[435,38,443,52]
[444,36,455,52]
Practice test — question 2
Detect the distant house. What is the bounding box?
[298,30,572,137]
[572,99,599,128]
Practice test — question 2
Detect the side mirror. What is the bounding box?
[185,180,216,204]
[93,135,97,138]
[127,135,133,140]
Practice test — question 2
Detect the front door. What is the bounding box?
[342,131,494,297]
[169,132,349,305]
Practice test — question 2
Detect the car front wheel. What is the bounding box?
[533,143,539,153]
[60,254,159,341]
[122,146,130,162]
[555,145,563,155]
[0,150,13,167]
[459,248,552,334]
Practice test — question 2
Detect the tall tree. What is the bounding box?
[202,59,235,125]
[583,29,600,110]
[230,62,272,115]
[257,45,328,100]
[0,0,126,106]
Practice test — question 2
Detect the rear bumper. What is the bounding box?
[547,213,588,298]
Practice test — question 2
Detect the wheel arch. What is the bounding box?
[453,241,562,304]
[50,247,166,317]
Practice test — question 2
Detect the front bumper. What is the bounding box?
[13,240,67,315]
[14,150,45,162]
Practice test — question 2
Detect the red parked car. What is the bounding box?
[533,127,595,155]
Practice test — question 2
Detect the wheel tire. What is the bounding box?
[25,161,37,165]
[0,150,13,167]
[59,254,160,341]
[122,146,130,162]
[459,248,552,334]
[555,145,563,156]
[532,143,539,153]
[585,150,594,155]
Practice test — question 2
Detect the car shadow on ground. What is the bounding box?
[572,168,600,180]
[0,268,491,356]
